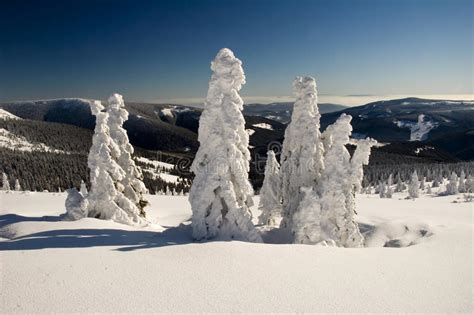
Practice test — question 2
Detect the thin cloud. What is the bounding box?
[151,94,474,107]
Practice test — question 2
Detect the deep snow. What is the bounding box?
[0,191,472,313]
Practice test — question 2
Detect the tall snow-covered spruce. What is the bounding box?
[106,94,149,216]
[258,150,282,226]
[280,76,324,232]
[277,76,374,246]
[66,98,147,225]
[189,48,261,242]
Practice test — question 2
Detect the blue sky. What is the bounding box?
[0,0,472,103]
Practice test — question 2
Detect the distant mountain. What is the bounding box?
[0,98,285,153]
[243,102,347,123]
[320,97,474,160]
[2,97,473,192]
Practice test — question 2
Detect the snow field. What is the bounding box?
[0,191,472,313]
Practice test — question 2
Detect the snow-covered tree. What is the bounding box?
[458,170,466,193]
[80,180,88,196]
[466,175,474,193]
[395,173,406,192]
[14,179,21,191]
[292,187,321,244]
[386,174,393,198]
[350,138,377,193]
[258,150,282,226]
[189,48,261,242]
[2,173,10,191]
[106,93,149,216]
[408,170,420,199]
[378,182,386,198]
[318,114,364,247]
[445,171,459,195]
[280,76,324,231]
[427,185,432,194]
[420,177,426,190]
[426,169,433,181]
[85,100,146,225]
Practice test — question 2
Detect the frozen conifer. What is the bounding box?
[408,170,420,199]
[189,48,261,242]
[280,76,324,231]
[258,151,282,226]
[2,173,10,191]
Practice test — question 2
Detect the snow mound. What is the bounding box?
[366,221,433,247]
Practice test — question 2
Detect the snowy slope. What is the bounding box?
[136,156,180,184]
[0,109,20,120]
[0,192,472,313]
[0,128,66,153]
[394,114,439,141]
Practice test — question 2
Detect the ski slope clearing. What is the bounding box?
[0,191,472,313]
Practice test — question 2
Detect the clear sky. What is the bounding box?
[0,0,472,104]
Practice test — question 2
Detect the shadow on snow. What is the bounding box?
[0,214,194,252]
[0,214,381,251]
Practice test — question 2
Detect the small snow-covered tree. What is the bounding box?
[408,170,420,199]
[280,76,324,231]
[106,93,149,216]
[319,114,364,247]
[80,180,88,196]
[458,170,466,193]
[427,185,432,194]
[2,173,10,191]
[350,138,377,192]
[378,182,386,198]
[445,172,459,195]
[14,179,21,191]
[292,187,321,244]
[189,48,261,242]
[465,175,474,193]
[386,174,393,198]
[426,169,433,181]
[258,150,282,226]
[395,173,405,192]
[85,100,145,225]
